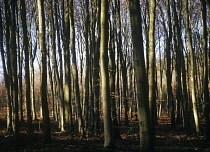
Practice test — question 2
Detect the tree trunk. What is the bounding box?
[201,0,210,139]
[64,0,73,132]
[20,0,33,134]
[128,0,153,151]
[148,0,156,143]
[69,0,84,137]
[184,0,200,133]
[100,0,115,149]
[37,0,51,143]
[10,0,19,136]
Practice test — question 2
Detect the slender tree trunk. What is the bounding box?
[93,2,101,133]
[30,42,37,121]
[201,0,210,139]
[184,0,200,133]
[172,0,189,129]
[109,11,121,139]
[17,26,24,123]
[69,0,84,137]
[10,0,19,136]
[148,0,156,143]
[100,0,115,149]
[20,0,32,134]
[64,0,73,132]
[0,4,13,133]
[37,0,51,143]
[83,0,90,133]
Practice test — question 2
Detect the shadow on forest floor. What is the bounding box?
[0,115,210,152]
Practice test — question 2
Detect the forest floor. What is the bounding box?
[0,114,210,152]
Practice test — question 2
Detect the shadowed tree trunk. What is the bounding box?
[20,0,32,134]
[10,0,19,136]
[128,0,153,151]
[93,0,101,134]
[109,6,121,138]
[201,0,210,139]
[0,2,13,133]
[69,0,84,137]
[166,0,175,129]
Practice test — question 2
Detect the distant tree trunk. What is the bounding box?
[20,0,33,134]
[30,40,37,121]
[166,0,175,129]
[48,1,56,120]
[100,0,115,149]
[201,0,210,139]
[128,0,153,151]
[109,10,121,139]
[69,0,84,137]
[184,0,200,133]
[17,26,24,123]
[148,0,156,143]
[37,0,51,143]
[83,0,90,133]
[119,49,129,125]
[172,0,189,129]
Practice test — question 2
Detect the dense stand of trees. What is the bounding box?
[0,0,209,150]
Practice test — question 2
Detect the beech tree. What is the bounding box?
[128,0,153,151]
[100,0,115,149]
[37,0,51,143]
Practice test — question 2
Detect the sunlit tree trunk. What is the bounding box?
[184,0,200,133]
[64,0,73,132]
[148,0,156,143]
[37,0,51,143]
[30,39,37,121]
[100,0,115,149]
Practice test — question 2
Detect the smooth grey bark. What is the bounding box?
[100,0,115,149]
[148,0,156,143]
[37,0,51,143]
